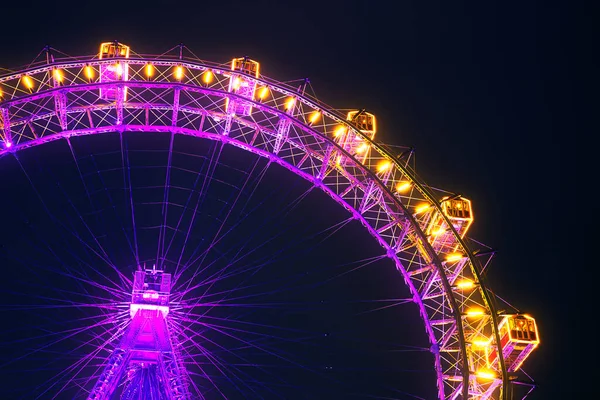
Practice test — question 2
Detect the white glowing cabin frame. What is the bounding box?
[225,57,260,116]
[130,267,171,318]
[98,42,130,101]
[486,314,539,372]
[335,110,376,165]
[424,196,474,252]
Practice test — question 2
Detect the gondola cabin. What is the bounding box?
[98,42,130,101]
[226,57,260,116]
[99,42,130,58]
[334,110,377,165]
[487,314,539,372]
[347,110,376,140]
[231,57,260,77]
[425,196,474,253]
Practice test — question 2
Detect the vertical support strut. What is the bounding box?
[273,117,291,154]
[116,85,124,126]
[172,88,180,127]
[55,92,68,131]
[0,107,12,147]
[317,144,334,180]
[48,46,68,131]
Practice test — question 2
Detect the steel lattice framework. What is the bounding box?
[0,45,538,399]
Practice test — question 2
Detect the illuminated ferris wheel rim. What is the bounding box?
[0,44,538,399]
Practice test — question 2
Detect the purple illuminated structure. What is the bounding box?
[88,267,189,399]
[0,41,541,399]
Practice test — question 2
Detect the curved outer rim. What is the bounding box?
[0,56,508,400]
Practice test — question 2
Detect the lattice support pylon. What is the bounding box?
[87,268,190,400]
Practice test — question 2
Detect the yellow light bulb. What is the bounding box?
[355,143,369,154]
[472,338,491,348]
[465,307,485,318]
[145,63,155,78]
[232,76,241,90]
[431,227,446,236]
[84,65,95,81]
[284,97,295,111]
[257,86,269,100]
[53,69,64,83]
[476,368,496,380]
[333,125,346,137]
[173,66,185,81]
[308,111,321,124]
[377,160,391,173]
[114,63,123,77]
[202,70,214,85]
[395,181,411,193]
[455,279,475,290]
[415,203,430,214]
[445,252,464,262]
[22,75,34,90]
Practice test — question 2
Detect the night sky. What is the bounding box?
[0,1,585,399]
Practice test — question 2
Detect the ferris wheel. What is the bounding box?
[0,41,540,399]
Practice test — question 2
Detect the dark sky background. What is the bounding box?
[0,0,587,399]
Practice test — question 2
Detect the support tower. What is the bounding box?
[88,267,190,400]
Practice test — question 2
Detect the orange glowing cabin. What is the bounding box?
[99,42,130,59]
[226,57,260,116]
[98,42,130,101]
[487,315,539,372]
[231,57,260,77]
[334,110,377,165]
[425,196,474,252]
[347,110,376,140]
